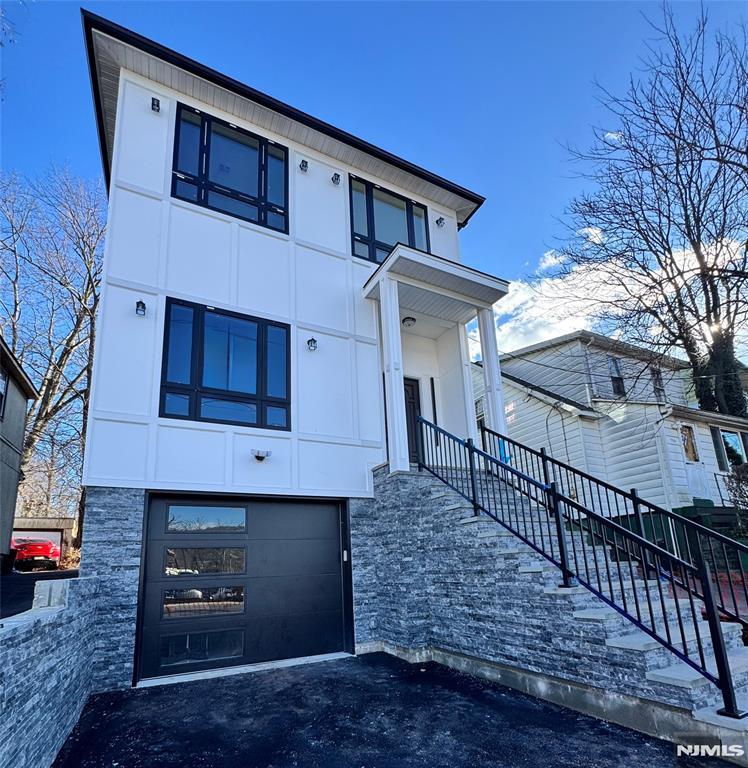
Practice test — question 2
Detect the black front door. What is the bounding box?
[404,377,422,464]
[138,496,349,680]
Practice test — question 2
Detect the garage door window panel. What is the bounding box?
[163,585,245,619]
[165,547,246,576]
[160,629,244,667]
[166,505,246,533]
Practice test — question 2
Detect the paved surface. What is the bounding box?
[53,653,726,768]
[0,569,78,619]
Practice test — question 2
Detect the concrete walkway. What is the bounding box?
[53,653,725,768]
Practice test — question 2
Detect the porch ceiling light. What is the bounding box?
[401,316,416,328]
[307,337,318,351]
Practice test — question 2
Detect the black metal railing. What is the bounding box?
[417,416,747,718]
[481,425,748,630]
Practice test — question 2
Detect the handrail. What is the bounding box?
[417,416,747,719]
[482,425,748,554]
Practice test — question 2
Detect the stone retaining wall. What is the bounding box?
[0,577,99,768]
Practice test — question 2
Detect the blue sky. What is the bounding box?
[2,1,745,291]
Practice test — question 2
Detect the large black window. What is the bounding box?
[607,356,626,398]
[161,299,290,430]
[172,104,289,233]
[349,176,430,263]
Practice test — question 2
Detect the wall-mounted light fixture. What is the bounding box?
[151,97,160,113]
[401,316,416,328]
[299,159,309,172]
[435,217,445,228]
[135,300,147,317]
[307,337,318,352]
[331,173,341,186]
[251,449,272,462]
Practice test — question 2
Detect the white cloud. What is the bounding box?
[578,226,604,245]
[537,249,564,272]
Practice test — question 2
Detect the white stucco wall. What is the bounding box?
[83,71,465,498]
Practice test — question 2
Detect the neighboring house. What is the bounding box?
[81,13,508,685]
[0,335,39,572]
[473,330,748,515]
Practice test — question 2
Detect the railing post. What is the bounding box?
[479,423,487,453]
[549,481,573,588]
[630,487,651,576]
[539,447,552,487]
[466,438,480,516]
[686,527,746,719]
[416,417,424,472]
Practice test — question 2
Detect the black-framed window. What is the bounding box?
[160,299,291,430]
[349,175,430,263]
[650,367,666,402]
[172,104,289,233]
[0,369,6,419]
[607,356,626,398]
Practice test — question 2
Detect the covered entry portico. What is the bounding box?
[363,245,510,472]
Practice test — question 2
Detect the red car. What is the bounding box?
[11,537,61,571]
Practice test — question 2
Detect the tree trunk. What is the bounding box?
[710,333,747,418]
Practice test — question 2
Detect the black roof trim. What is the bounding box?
[81,10,485,225]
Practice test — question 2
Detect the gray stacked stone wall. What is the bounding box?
[0,577,99,768]
[349,467,740,715]
[81,486,146,691]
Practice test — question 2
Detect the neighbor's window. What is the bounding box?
[607,356,626,398]
[650,367,666,402]
[0,369,6,419]
[719,429,748,469]
[349,176,430,263]
[160,299,290,430]
[172,104,288,233]
[680,425,699,462]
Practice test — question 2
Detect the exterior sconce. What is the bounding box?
[435,217,445,228]
[151,97,160,113]
[307,337,318,351]
[331,173,341,186]
[401,317,416,328]
[251,449,272,462]
[299,159,309,172]
[135,300,147,317]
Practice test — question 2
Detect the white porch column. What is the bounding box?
[478,307,508,434]
[380,275,411,472]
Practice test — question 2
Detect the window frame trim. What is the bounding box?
[171,103,290,234]
[348,174,431,263]
[159,297,291,431]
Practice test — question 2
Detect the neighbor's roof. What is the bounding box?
[499,331,689,370]
[81,11,485,228]
[0,336,39,400]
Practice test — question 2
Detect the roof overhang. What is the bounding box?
[81,10,485,228]
[363,245,509,325]
[669,404,748,432]
[0,336,39,400]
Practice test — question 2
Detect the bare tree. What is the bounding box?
[0,169,105,541]
[550,6,748,417]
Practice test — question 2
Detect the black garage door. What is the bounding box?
[138,496,351,680]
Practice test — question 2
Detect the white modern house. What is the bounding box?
[81,12,508,685]
[474,331,748,515]
[9,16,748,768]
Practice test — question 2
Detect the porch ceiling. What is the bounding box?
[363,245,509,325]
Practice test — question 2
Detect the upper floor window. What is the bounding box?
[160,299,290,430]
[650,367,666,402]
[607,356,626,398]
[0,369,7,419]
[172,104,288,233]
[711,427,748,471]
[349,176,430,263]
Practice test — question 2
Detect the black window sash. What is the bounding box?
[172,104,289,232]
[161,298,291,430]
[349,175,431,263]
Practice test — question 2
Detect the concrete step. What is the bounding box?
[606,620,743,654]
[647,647,748,692]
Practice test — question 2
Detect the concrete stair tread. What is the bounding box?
[646,648,748,689]
[606,621,742,651]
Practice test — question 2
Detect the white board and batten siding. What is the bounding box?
[83,72,464,498]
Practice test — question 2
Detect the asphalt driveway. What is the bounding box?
[54,653,725,768]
